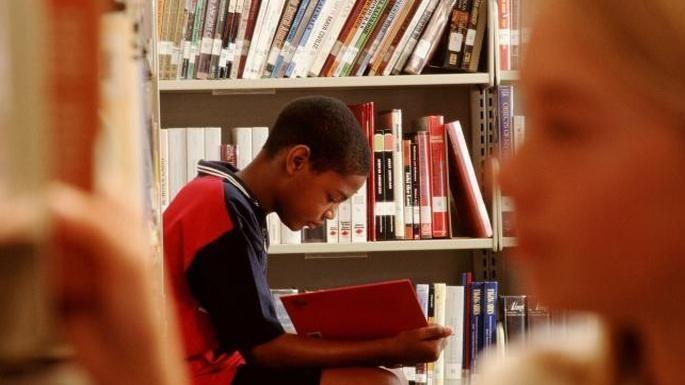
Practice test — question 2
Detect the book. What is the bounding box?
[422,115,449,238]
[383,122,396,239]
[286,0,333,77]
[220,143,238,167]
[271,0,312,76]
[460,272,472,374]
[414,284,430,385]
[391,0,440,74]
[274,0,321,77]
[196,0,220,79]
[338,198,353,242]
[186,127,205,182]
[415,129,433,239]
[318,0,370,76]
[263,0,302,75]
[233,0,262,78]
[432,0,471,69]
[160,129,170,208]
[433,283,447,385]
[501,295,527,345]
[510,0,521,70]
[251,126,269,156]
[267,212,282,245]
[187,0,208,78]
[403,0,457,75]
[445,120,493,237]
[349,0,402,76]
[402,139,414,239]
[444,285,465,381]
[385,110,404,239]
[351,182,368,242]
[242,0,270,78]
[168,128,188,200]
[482,281,498,349]
[307,0,356,77]
[326,212,339,243]
[470,281,483,371]
[497,0,511,71]
[459,0,486,71]
[231,126,253,169]
[281,279,428,340]
[409,136,421,238]
[204,127,222,161]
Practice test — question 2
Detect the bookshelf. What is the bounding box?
[154,0,509,284]
[499,70,520,83]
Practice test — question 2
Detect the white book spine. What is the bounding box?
[186,127,205,182]
[254,0,287,77]
[326,210,339,243]
[390,0,441,75]
[351,181,367,243]
[381,0,429,75]
[267,213,282,246]
[243,0,271,78]
[160,129,170,209]
[338,198,352,243]
[251,126,269,158]
[307,0,354,76]
[513,115,526,153]
[168,128,188,201]
[292,0,338,77]
[433,283,447,385]
[204,127,222,160]
[391,109,405,239]
[445,286,465,380]
[231,127,253,169]
[280,223,302,244]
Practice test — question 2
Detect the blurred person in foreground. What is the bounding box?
[0,186,188,385]
[479,1,685,385]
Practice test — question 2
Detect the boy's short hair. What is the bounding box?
[263,96,371,176]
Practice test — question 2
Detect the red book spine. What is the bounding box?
[426,115,448,238]
[49,0,100,189]
[366,102,378,241]
[498,0,511,71]
[415,130,432,239]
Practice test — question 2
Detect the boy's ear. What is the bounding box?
[285,145,311,175]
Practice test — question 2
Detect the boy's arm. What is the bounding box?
[250,324,451,368]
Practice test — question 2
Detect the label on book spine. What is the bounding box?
[201,37,214,54]
[432,197,447,212]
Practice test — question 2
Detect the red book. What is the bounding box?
[49,0,101,189]
[498,0,511,71]
[445,121,493,237]
[348,102,375,241]
[415,129,432,239]
[280,279,428,340]
[420,115,449,238]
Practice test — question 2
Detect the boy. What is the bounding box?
[164,96,451,385]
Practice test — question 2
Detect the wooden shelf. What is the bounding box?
[159,73,490,93]
[268,238,494,255]
[500,70,520,82]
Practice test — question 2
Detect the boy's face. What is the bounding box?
[276,147,366,231]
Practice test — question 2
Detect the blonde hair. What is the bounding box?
[539,1,685,119]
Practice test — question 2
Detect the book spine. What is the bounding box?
[402,139,414,239]
[286,0,327,77]
[231,127,253,169]
[510,0,520,70]
[170,0,190,79]
[350,0,401,76]
[218,0,236,78]
[187,0,208,78]
[224,0,244,77]
[280,224,302,244]
[251,126,269,156]
[444,286,465,381]
[208,0,229,78]
[513,115,525,153]
[351,181,368,242]
[366,0,415,75]
[426,115,448,238]
[204,127,222,161]
[498,0,511,71]
[482,281,498,349]
[373,124,386,240]
[338,198,353,243]
[160,129,170,209]
[267,212,282,245]
[390,110,405,239]
[234,0,262,78]
[459,0,484,71]
[443,0,471,69]
[383,124,396,239]
[255,0,288,77]
[181,0,199,78]
[426,283,436,385]
[404,0,456,74]
[433,283,447,385]
[264,0,301,76]
[307,0,355,76]
[168,128,187,200]
[460,272,472,376]
[470,281,483,372]
[158,0,176,80]
[338,0,389,76]
[415,283,430,385]
[375,0,425,75]
[445,121,492,237]
[502,295,527,343]
[197,0,219,79]
[295,0,343,77]
[498,85,513,161]
[416,129,433,239]
[326,211,339,243]
[317,0,368,76]
[274,0,319,78]
[242,0,270,78]
[186,127,205,182]
[327,0,378,77]
[220,143,238,167]
[410,136,421,239]
[271,0,311,76]
[391,0,440,74]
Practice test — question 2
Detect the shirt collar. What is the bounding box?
[196,160,262,211]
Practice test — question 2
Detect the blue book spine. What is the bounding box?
[498,85,513,160]
[271,0,311,76]
[470,281,483,371]
[284,0,326,77]
[482,281,498,348]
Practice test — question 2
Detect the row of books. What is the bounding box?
[497,84,525,237]
[497,0,529,71]
[157,0,487,80]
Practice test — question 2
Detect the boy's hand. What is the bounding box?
[387,325,452,365]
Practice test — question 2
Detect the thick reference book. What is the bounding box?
[281,279,428,340]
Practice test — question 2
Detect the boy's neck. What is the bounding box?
[235,152,277,213]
